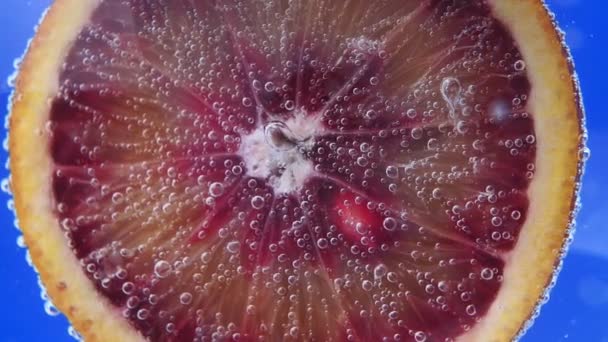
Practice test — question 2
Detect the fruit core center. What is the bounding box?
[238,112,323,194]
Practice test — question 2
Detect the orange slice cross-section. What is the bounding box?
[9,0,585,341]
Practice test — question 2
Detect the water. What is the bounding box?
[0,0,606,341]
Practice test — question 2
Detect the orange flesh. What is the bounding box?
[46,0,537,340]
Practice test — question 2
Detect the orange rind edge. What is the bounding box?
[460,1,585,341]
[9,0,144,341]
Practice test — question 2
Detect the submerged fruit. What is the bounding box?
[8,0,585,341]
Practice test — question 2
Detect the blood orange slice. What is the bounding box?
[8,0,585,341]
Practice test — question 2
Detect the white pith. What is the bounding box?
[238,112,324,195]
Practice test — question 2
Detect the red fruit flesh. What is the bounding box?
[331,191,385,248]
[51,0,533,340]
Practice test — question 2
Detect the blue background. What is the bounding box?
[0,0,605,341]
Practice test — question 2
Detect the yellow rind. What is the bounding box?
[9,0,144,341]
[459,1,584,341]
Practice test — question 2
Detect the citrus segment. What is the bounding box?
[9,0,585,341]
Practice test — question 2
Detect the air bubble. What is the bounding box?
[579,147,591,162]
[246,304,256,315]
[466,304,477,316]
[432,188,442,199]
[111,192,124,204]
[414,331,427,342]
[44,301,61,316]
[386,165,399,179]
[154,260,172,278]
[251,196,265,209]
[364,109,377,120]
[242,97,253,107]
[201,252,211,264]
[122,282,135,295]
[264,82,275,92]
[1,177,11,195]
[226,241,240,254]
[67,326,82,341]
[491,216,502,227]
[411,127,423,140]
[284,100,295,111]
[209,182,224,197]
[361,280,373,291]
[179,292,193,305]
[480,268,494,280]
[166,167,177,178]
[374,264,387,279]
[440,77,461,117]
[231,165,243,175]
[526,134,536,144]
[16,235,26,248]
[382,217,397,231]
[137,308,149,320]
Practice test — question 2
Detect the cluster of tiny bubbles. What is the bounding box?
[2,58,15,199]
